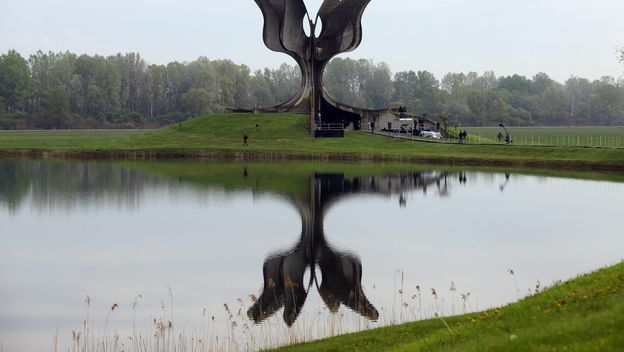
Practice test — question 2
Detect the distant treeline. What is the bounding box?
[1,49,623,129]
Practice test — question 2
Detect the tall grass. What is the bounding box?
[51,268,538,352]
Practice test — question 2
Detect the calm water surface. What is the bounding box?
[0,160,623,351]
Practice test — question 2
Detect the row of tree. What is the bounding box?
[1,49,623,129]
[327,58,624,127]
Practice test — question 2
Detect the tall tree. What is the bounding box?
[0,50,30,112]
[499,74,533,94]
[466,91,486,124]
[415,70,441,114]
[39,87,70,129]
[364,62,393,108]
[249,70,274,108]
[594,77,623,125]
[182,88,212,117]
[85,82,107,116]
[2,49,624,129]
[218,76,235,107]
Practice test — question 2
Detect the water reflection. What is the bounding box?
[2,160,624,352]
[500,173,511,192]
[0,161,460,213]
[0,160,161,212]
[0,160,457,328]
[250,172,450,326]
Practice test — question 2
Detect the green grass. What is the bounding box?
[271,262,624,352]
[1,114,624,169]
[116,160,624,201]
[0,129,143,149]
[464,126,624,147]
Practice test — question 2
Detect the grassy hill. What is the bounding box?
[271,262,624,352]
[1,113,623,170]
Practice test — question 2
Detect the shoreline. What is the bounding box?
[272,262,624,352]
[2,147,624,172]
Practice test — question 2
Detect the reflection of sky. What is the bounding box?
[1,170,624,351]
[325,174,624,313]
[0,187,302,351]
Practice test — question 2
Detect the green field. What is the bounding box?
[0,129,143,149]
[464,126,624,147]
[1,114,623,170]
[271,262,624,352]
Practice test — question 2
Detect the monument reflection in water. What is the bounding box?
[4,160,624,352]
[248,171,452,326]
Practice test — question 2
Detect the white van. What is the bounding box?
[420,131,442,139]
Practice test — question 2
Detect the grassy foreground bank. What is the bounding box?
[272,262,624,352]
[1,113,624,170]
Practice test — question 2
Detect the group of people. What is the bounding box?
[458,130,512,145]
[398,106,407,118]
[458,130,469,143]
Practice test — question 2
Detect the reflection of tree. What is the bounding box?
[2,160,505,325]
[248,172,451,326]
[1,161,476,213]
[0,160,31,211]
[0,160,161,212]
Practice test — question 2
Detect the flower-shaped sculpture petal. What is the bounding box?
[317,248,379,320]
[252,0,371,125]
[254,0,310,61]
[247,243,378,326]
[315,0,369,61]
[246,249,310,327]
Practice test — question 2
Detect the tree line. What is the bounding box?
[1,49,623,129]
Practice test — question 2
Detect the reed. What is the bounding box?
[53,271,495,352]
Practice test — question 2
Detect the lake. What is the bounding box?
[0,160,623,351]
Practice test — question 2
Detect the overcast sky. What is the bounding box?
[1,0,623,82]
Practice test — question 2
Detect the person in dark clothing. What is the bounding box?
[243,134,249,146]
[459,130,469,144]
[256,124,260,133]
[371,121,375,133]
[498,132,503,143]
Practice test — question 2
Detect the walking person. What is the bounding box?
[243,134,249,146]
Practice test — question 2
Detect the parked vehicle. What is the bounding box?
[420,131,442,139]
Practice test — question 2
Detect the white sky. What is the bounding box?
[1,0,623,82]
